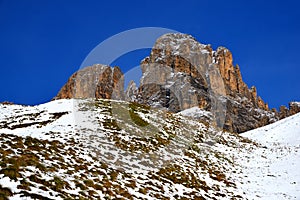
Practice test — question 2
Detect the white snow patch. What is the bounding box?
[178,107,212,119]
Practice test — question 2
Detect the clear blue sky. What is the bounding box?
[0,0,299,109]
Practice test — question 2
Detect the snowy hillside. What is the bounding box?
[240,113,300,199]
[0,99,299,199]
[242,112,300,145]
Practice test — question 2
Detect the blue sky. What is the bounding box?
[0,0,299,109]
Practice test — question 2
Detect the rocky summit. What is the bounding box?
[55,33,300,133]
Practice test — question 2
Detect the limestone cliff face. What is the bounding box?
[214,47,269,111]
[55,64,124,100]
[139,34,212,112]
[55,33,299,133]
[137,33,274,132]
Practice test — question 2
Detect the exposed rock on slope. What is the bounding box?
[279,102,300,119]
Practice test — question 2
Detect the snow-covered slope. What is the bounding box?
[242,112,300,145]
[240,113,300,199]
[0,99,74,142]
[0,99,299,199]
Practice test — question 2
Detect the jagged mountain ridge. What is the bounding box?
[55,33,300,133]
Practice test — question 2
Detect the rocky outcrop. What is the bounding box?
[279,102,300,119]
[136,33,276,132]
[125,80,137,102]
[289,102,300,115]
[138,34,213,112]
[214,47,269,111]
[55,64,124,100]
[55,33,299,133]
[0,101,14,105]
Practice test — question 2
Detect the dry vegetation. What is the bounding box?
[0,99,255,199]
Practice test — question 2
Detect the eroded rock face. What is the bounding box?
[214,48,269,111]
[55,64,124,100]
[138,34,213,112]
[136,33,275,132]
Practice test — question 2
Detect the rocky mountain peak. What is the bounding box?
[146,33,212,67]
[138,33,275,132]
[55,33,299,133]
[151,33,212,55]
